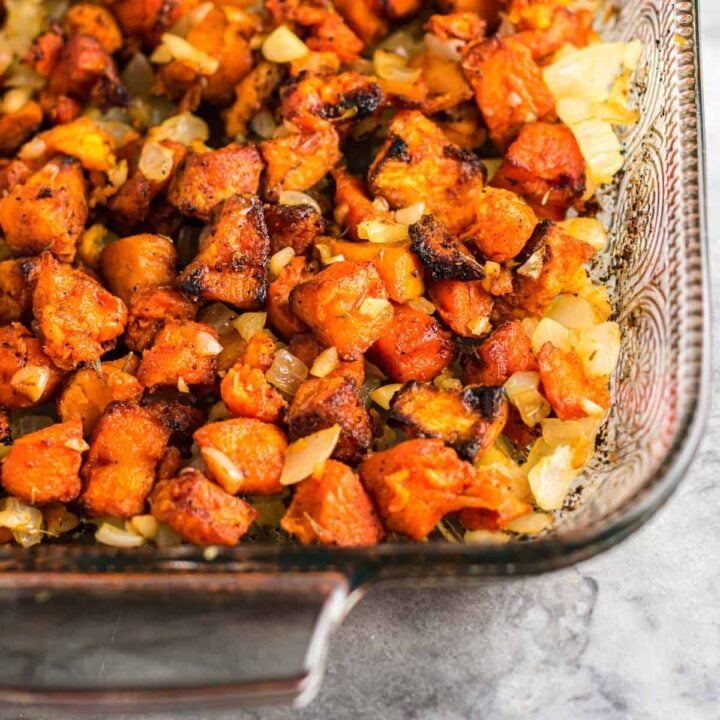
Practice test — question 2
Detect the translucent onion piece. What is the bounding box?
[543,294,597,330]
[359,297,392,318]
[504,371,551,427]
[505,512,552,534]
[199,303,238,334]
[464,529,510,544]
[466,315,491,337]
[153,33,219,75]
[18,137,46,161]
[373,49,421,83]
[531,317,572,354]
[394,202,425,226]
[357,220,409,244]
[540,416,601,469]
[96,522,146,547]
[233,311,267,341]
[310,347,340,378]
[315,243,345,265]
[574,321,621,378]
[126,514,159,539]
[121,53,155,97]
[405,297,436,315]
[155,523,183,547]
[11,414,54,438]
[280,425,341,485]
[516,248,545,279]
[203,447,245,485]
[150,112,209,146]
[279,190,322,215]
[370,383,403,410]
[138,141,175,181]
[0,87,30,114]
[527,443,578,511]
[266,349,309,396]
[250,109,277,139]
[566,117,623,185]
[0,497,44,548]
[262,26,310,63]
[10,365,50,402]
[269,247,296,279]
[194,331,223,356]
[424,32,464,62]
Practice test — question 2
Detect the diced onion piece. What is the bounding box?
[18,137,47,161]
[521,316,539,338]
[541,416,600,469]
[10,365,50,402]
[96,522,146,547]
[64,437,89,453]
[372,196,390,212]
[544,295,597,330]
[279,190,322,215]
[505,512,552,534]
[107,159,129,189]
[1,87,30,114]
[153,33,219,75]
[249,495,287,526]
[150,112,209,146]
[262,26,309,63]
[481,158,503,181]
[126,514,159,539]
[504,371,551,427]
[566,117,623,185]
[11,414,53,438]
[405,297,436,315]
[579,397,606,418]
[194,330,223,356]
[44,505,80,536]
[464,529,510,544]
[527,443,578,510]
[203,447,245,484]
[476,443,531,503]
[516,248,545,279]
[250,108,277,139]
[467,315,491,337]
[574,321,621,377]
[359,297,391,318]
[266,349,309,396]
[122,52,155,97]
[315,243,345,265]
[557,217,608,252]
[373,49,421,83]
[208,401,229,422]
[233,311,267,341]
[424,32,464,62]
[531,317,572,354]
[138,141,175,181]
[0,497,44,548]
[155,523,182,547]
[433,369,462,392]
[357,219,409,244]
[177,376,190,393]
[280,425,341,485]
[370,383,403,410]
[310,346,340,378]
[199,303,238,334]
[269,247,296,279]
[394,202,425,226]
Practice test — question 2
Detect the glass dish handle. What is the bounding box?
[0,570,351,714]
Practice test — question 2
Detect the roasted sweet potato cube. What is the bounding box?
[33,117,116,172]
[327,240,425,304]
[168,144,263,221]
[33,253,127,370]
[427,278,493,338]
[368,111,485,235]
[287,333,365,387]
[281,460,384,546]
[0,102,43,157]
[409,215,485,281]
[427,12,486,41]
[0,323,64,409]
[238,331,277,373]
[491,122,586,220]
[287,376,372,464]
[261,127,341,201]
[290,260,393,360]
[414,50,474,115]
[150,469,257,546]
[332,169,392,240]
[137,320,220,389]
[125,286,198,352]
[194,418,287,496]
[64,3,123,53]
[333,0,388,44]
[463,320,537,386]
[145,398,205,452]
[2,420,85,505]
[496,220,595,318]
[461,36,556,151]
[111,0,199,47]
[462,188,538,263]
[367,303,455,383]
[80,402,171,518]
[390,382,508,460]
[537,342,610,420]
[264,202,326,255]
[100,234,177,305]
[178,195,269,310]
[266,258,312,340]
[439,0,504,28]
[0,158,87,262]
[359,438,517,539]
[57,362,143,436]
[220,363,287,424]
[0,257,39,324]
[224,61,284,139]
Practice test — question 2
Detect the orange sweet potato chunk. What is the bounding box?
[150,469,258,546]
[267,257,313,340]
[2,420,85,505]
[0,257,39,324]
[194,418,287,495]
[281,460,384,547]
[64,3,123,53]
[427,279,493,338]
[264,202,326,255]
[0,102,43,156]
[220,363,287,424]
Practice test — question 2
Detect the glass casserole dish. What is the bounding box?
[0,0,708,713]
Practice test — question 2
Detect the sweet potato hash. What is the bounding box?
[0,0,641,548]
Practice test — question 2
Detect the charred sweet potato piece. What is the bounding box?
[33,253,127,370]
[125,286,197,352]
[359,438,519,539]
[178,195,269,309]
[332,169,392,240]
[137,320,220,389]
[220,363,287,424]
[80,402,171,518]
[64,3,123,53]
[390,382,508,460]
[333,0,388,44]
[290,260,393,360]
[168,144,263,221]
[0,257,39,324]
[150,469,257,546]
[111,0,199,47]
[327,239,425,304]
[427,279,493,338]
[57,362,143,436]
[461,36,555,152]
[281,460,384,546]
[0,159,32,197]
[224,61,284,139]
[261,127,341,201]
[194,418,287,495]
[0,158,87,263]
[0,102,43,157]
[100,234,177,305]
[264,202,326,256]
[286,3,364,62]
[287,376,372,464]
[496,221,595,318]
[2,420,85,505]
[25,27,64,77]
[491,122,586,220]
[145,398,205,452]
[0,322,64,409]
[367,303,455,383]
[368,111,485,234]
[409,215,485,281]
[463,320,537,386]
[462,188,538,263]
[537,342,610,420]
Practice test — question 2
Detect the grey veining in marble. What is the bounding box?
[9,4,720,720]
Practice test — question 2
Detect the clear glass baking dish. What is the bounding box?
[0,0,708,713]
